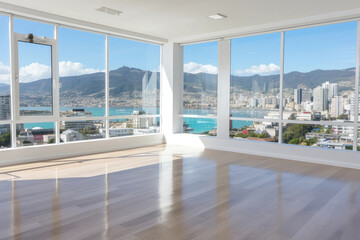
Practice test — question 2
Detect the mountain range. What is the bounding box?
[0,66,356,97]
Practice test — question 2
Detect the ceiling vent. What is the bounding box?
[208,13,227,20]
[96,7,122,16]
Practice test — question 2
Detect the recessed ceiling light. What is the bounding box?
[208,13,227,20]
[96,7,122,16]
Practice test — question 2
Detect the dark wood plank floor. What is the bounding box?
[0,144,360,240]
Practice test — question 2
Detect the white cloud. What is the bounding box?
[20,63,51,83]
[59,61,102,77]
[235,63,280,76]
[0,62,10,84]
[0,61,103,84]
[184,61,218,74]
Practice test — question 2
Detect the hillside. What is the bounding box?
[0,66,356,97]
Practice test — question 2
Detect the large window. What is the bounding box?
[183,42,218,116]
[0,15,11,149]
[279,22,359,151]
[183,41,218,135]
[230,33,281,140]
[0,15,11,121]
[59,27,106,117]
[230,33,281,120]
[226,21,360,151]
[109,37,160,116]
[0,14,162,151]
[283,22,357,122]
[108,37,160,136]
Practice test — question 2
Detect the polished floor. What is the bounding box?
[0,145,360,240]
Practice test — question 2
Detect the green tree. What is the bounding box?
[282,124,314,144]
[326,126,332,134]
[0,132,11,147]
[289,138,300,145]
[257,132,269,138]
[337,114,348,120]
[289,113,296,120]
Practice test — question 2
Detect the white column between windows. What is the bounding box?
[161,42,183,136]
[217,39,231,139]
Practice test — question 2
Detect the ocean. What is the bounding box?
[21,107,273,133]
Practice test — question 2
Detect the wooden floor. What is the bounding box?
[0,145,360,240]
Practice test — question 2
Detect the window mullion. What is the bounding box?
[9,14,17,148]
[105,35,110,139]
[278,31,285,144]
[353,21,360,151]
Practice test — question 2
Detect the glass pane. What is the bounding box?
[109,37,160,116]
[282,123,353,150]
[18,42,52,116]
[183,117,217,135]
[0,124,11,148]
[231,33,281,120]
[16,122,55,147]
[230,120,279,142]
[0,15,11,121]
[14,18,54,39]
[59,27,105,117]
[183,42,218,116]
[284,22,357,122]
[60,120,105,142]
[108,117,160,137]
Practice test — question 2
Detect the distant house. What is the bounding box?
[99,128,134,137]
[61,129,82,142]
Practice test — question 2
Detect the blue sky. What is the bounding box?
[0,16,160,83]
[184,21,358,75]
[0,15,358,83]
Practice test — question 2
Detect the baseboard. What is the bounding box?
[165,134,360,169]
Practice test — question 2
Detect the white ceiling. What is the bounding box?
[1,0,360,41]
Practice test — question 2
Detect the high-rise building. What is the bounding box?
[250,98,258,108]
[322,82,338,100]
[350,92,360,121]
[330,96,344,117]
[313,86,328,111]
[0,95,11,120]
[294,88,302,104]
[302,88,312,102]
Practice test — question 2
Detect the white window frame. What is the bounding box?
[181,20,360,152]
[13,32,57,122]
[0,13,162,150]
